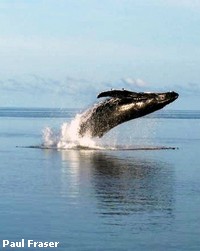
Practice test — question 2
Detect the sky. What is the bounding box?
[0,0,200,109]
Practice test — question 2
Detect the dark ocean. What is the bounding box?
[0,108,200,251]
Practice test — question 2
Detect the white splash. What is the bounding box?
[42,107,157,151]
[42,114,103,150]
[42,127,58,147]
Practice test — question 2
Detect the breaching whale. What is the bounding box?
[78,89,179,138]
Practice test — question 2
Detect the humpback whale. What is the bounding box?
[78,89,179,138]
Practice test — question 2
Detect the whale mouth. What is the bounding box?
[156,91,179,104]
[168,91,179,99]
[172,92,179,100]
[166,91,179,102]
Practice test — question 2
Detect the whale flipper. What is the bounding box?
[97,89,152,101]
[97,89,138,99]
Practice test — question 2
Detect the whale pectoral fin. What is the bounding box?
[97,90,138,99]
[97,91,113,98]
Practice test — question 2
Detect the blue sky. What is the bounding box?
[0,0,200,109]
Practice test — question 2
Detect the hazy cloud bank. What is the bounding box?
[1,74,199,108]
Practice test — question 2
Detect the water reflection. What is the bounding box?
[59,150,174,218]
[92,154,174,219]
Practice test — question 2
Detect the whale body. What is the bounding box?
[78,89,179,138]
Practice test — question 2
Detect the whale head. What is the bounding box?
[114,91,179,116]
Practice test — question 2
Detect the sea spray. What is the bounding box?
[42,106,157,150]
[42,127,58,147]
[42,114,103,149]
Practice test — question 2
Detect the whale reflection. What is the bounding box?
[59,150,174,218]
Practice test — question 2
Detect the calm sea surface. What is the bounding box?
[0,108,200,251]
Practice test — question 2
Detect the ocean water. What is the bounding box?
[0,108,200,251]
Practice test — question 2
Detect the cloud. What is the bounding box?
[0,75,86,93]
[0,74,100,107]
[172,82,200,96]
[0,74,150,101]
[1,74,199,108]
[121,77,200,97]
[0,75,57,94]
[0,74,150,107]
[121,78,149,89]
